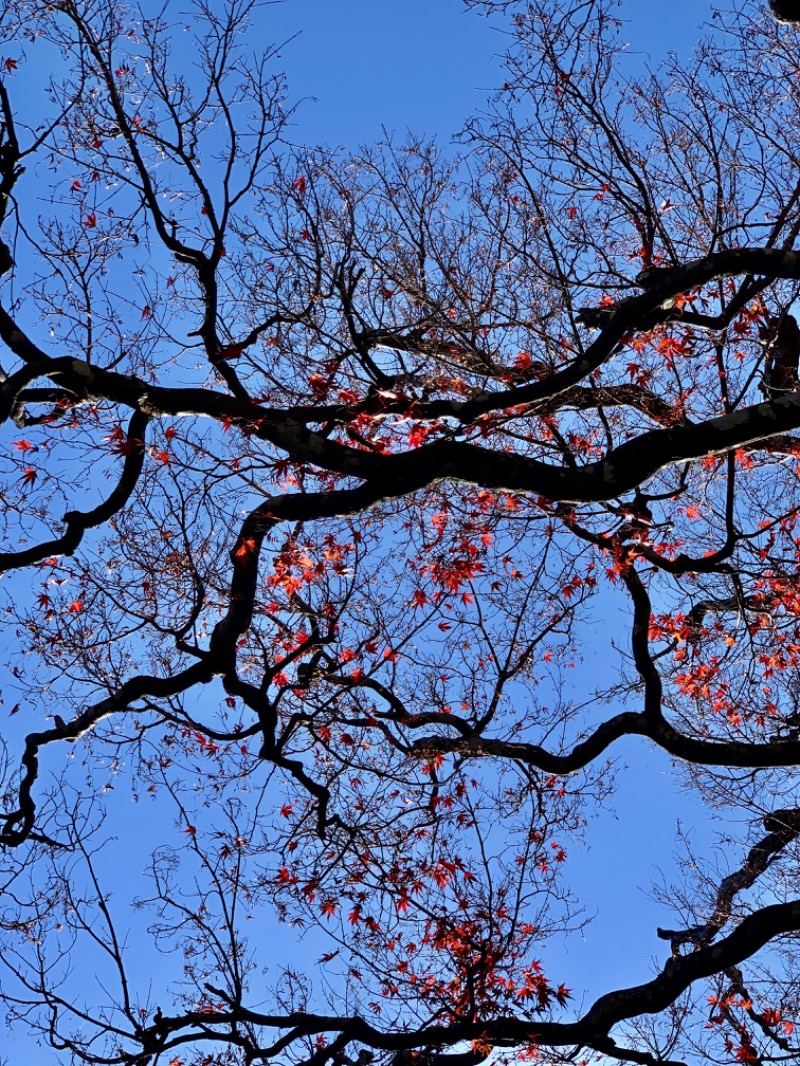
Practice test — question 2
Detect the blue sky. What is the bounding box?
[259,0,714,144]
[244,0,720,996]
[0,0,730,1060]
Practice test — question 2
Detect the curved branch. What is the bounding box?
[0,659,213,847]
[409,715,800,773]
[18,355,800,510]
[410,565,800,772]
[0,410,150,572]
[657,807,800,952]
[1,480,393,847]
[134,897,800,1060]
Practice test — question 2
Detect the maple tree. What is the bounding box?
[6,0,800,1064]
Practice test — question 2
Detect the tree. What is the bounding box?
[8,0,800,1063]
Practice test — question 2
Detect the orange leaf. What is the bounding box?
[234,537,258,560]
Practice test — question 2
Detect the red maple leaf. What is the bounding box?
[234,537,258,560]
[217,343,245,361]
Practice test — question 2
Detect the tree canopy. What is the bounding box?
[5,1,800,1064]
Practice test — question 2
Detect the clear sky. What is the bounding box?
[258,0,714,144]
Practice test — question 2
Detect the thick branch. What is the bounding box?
[13,356,800,505]
[0,659,213,847]
[657,807,800,952]
[411,566,800,771]
[0,411,150,572]
[135,898,800,1059]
